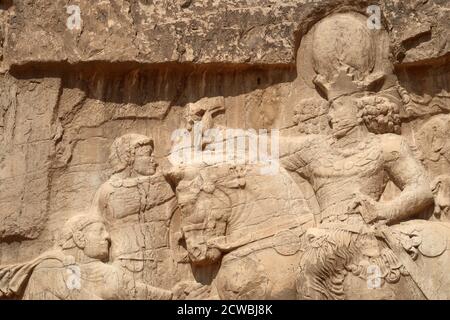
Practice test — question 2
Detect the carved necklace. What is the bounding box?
[330,134,376,158]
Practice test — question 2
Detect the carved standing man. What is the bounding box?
[91,134,178,287]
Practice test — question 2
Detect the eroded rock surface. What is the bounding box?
[0,1,449,300]
[1,0,449,67]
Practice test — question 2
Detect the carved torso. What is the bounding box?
[283,134,388,224]
[94,173,177,281]
[101,174,175,221]
[22,258,123,300]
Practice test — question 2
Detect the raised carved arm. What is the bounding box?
[279,135,317,175]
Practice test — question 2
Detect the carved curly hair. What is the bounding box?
[109,134,154,174]
[297,229,406,300]
[356,96,401,134]
[293,98,330,134]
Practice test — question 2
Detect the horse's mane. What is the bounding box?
[297,229,360,300]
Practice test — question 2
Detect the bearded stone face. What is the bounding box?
[133,143,157,176]
[81,222,111,262]
[328,96,360,139]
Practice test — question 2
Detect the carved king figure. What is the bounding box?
[279,12,450,300]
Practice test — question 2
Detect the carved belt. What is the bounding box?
[320,202,359,221]
[206,214,314,252]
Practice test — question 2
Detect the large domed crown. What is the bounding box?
[311,13,385,101]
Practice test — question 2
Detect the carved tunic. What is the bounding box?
[93,173,177,283]
[282,134,388,225]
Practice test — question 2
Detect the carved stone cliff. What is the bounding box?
[0,0,449,300]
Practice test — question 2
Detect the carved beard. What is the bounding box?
[330,119,358,138]
[83,240,110,262]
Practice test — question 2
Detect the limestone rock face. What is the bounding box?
[0,1,449,300]
[1,0,449,67]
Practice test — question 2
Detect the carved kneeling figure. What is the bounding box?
[0,214,198,300]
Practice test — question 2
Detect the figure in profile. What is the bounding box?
[0,214,174,300]
[91,134,178,286]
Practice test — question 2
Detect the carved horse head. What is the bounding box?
[165,164,246,266]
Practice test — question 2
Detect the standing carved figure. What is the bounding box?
[91,134,178,289]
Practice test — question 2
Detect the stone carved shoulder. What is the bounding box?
[23,266,69,300]
[91,180,116,218]
[380,134,411,163]
[280,134,326,172]
[380,133,432,195]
